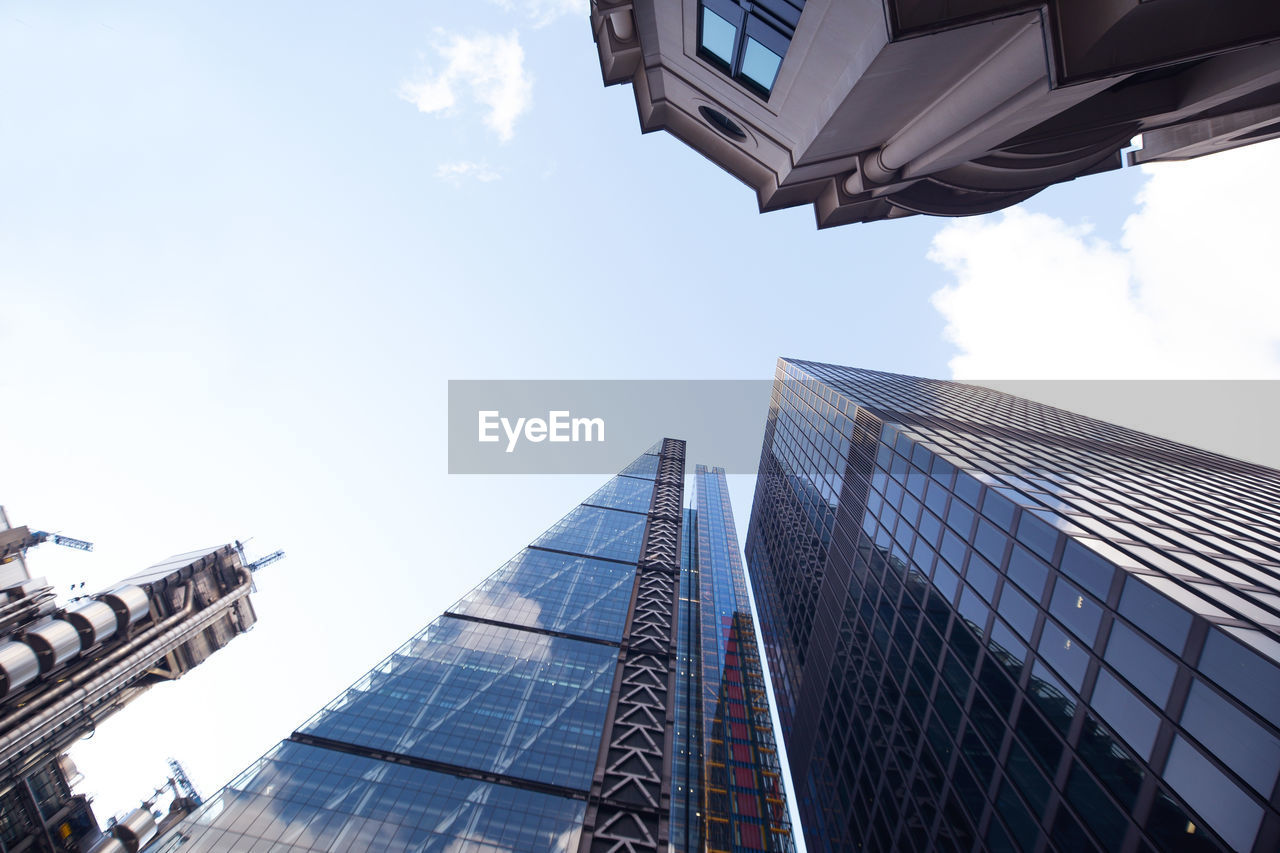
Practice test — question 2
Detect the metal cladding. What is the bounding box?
[0,641,40,698]
[65,599,120,647]
[0,531,262,853]
[101,585,149,633]
[86,838,128,853]
[24,618,82,673]
[580,438,686,853]
[113,807,158,852]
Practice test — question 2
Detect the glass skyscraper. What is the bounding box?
[745,359,1280,853]
[672,465,795,853]
[157,441,792,852]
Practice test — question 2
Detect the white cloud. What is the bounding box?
[490,0,583,27]
[401,31,532,142]
[928,140,1280,379]
[435,160,502,184]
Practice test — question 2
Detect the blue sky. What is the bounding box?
[3,0,1279,831]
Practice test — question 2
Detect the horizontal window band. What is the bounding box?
[526,545,642,567]
[287,732,589,801]
[442,611,622,648]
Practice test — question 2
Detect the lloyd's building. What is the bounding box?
[157,443,795,853]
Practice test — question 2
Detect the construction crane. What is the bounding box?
[27,530,94,552]
[0,526,94,563]
[167,758,203,806]
[247,549,285,572]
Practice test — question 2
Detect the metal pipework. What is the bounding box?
[0,575,251,782]
[0,583,194,736]
[862,18,1043,183]
[101,586,149,635]
[0,585,151,705]
[113,807,158,852]
[24,619,82,673]
[65,599,120,648]
[0,642,40,698]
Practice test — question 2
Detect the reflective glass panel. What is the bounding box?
[700,8,737,63]
[1039,621,1089,691]
[176,741,585,852]
[298,618,618,789]
[1059,539,1115,601]
[1049,577,1101,644]
[1200,628,1280,728]
[1105,621,1175,707]
[619,452,660,480]
[449,548,635,642]
[1163,736,1264,853]
[1181,679,1280,797]
[533,505,646,563]
[1118,575,1191,654]
[741,38,781,90]
[582,475,655,514]
[1090,670,1158,759]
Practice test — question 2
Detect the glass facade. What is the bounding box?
[160,449,662,852]
[671,467,795,853]
[160,445,794,853]
[745,360,1280,853]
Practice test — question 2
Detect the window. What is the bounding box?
[1105,621,1176,706]
[697,0,802,99]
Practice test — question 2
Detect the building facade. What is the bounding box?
[745,360,1280,852]
[0,508,261,853]
[158,443,793,852]
[590,0,1280,226]
[673,466,794,853]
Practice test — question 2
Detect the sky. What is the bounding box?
[2,0,1279,836]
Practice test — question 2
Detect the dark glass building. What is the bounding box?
[745,359,1280,852]
[158,443,793,852]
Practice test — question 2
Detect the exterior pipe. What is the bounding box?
[0,583,196,733]
[0,576,251,782]
[864,18,1043,182]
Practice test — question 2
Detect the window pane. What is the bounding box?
[1065,762,1129,850]
[1162,736,1264,853]
[1060,539,1115,601]
[1090,670,1158,759]
[981,489,1015,530]
[1015,511,1058,562]
[1119,575,1191,654]
[1180,679,1280,797]
[740,38,782,90]
[1199,628,1280,728]
[1029,661,1076,734]
[701,8,737,64]
[1039,621,1089,691]
[974,520,1008,566]
[1145,791,1228,853]
[998,584,1038,642]
[1050,577,1102,644]
[1105,621,1175,707]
